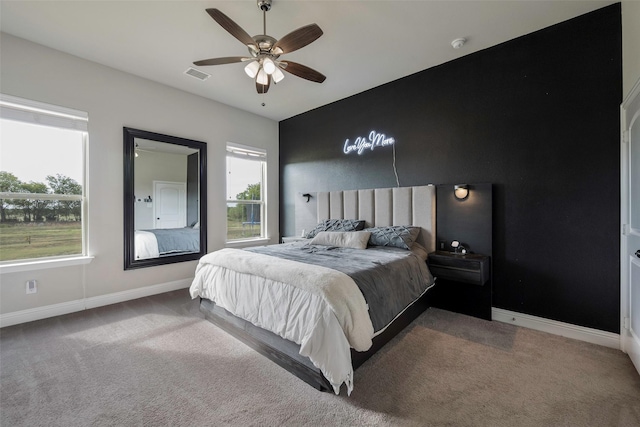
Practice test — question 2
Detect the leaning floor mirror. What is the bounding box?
[123,127,207,269]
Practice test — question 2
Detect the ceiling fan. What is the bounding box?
[193,0,326,94]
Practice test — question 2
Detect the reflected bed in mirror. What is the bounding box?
[123,127,207,270]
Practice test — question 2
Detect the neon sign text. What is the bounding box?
[343,130,395,155]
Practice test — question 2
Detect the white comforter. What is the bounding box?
[134,230,159,259]
[189,248,375,395]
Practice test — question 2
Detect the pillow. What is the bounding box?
[193,221,200,229]
[305,219,366,238]
[411,242,429,261]
[310,231,371,249]
[366,226,421,250]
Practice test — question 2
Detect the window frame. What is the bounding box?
[225,142,267,243]
[0,94,90,268]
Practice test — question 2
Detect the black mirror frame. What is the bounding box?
[123,127,207,270]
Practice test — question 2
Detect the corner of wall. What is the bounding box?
[622,1,640,97]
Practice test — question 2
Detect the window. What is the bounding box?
[0,94,88,263]
[226,143,266,241]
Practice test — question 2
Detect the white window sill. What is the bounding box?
[0,256,94,274]
[225,237,273,248]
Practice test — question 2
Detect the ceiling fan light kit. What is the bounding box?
[257,68,269,85]
[194,0,326,94]
[263,57,276,74]
[244,60,260,78]
[272,67,285,83]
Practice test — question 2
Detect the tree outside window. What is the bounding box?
[226,144,266,241]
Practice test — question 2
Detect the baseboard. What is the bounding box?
[83,278,191,309]
[622,330,640,373]
[492,307,621,350]
[0,299,86,329]
[2,286,623,351]
[0,278,192,328]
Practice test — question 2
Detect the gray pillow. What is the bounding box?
[305,219,366,238]
[310,231,371,249]
[366,226,420,250]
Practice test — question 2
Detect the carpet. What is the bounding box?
[1,290,639,426]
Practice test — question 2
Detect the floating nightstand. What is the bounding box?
[427,251,490,286]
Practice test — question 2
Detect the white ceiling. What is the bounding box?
[0,0,615,121]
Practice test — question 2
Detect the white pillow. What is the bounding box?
[310,231,371,249]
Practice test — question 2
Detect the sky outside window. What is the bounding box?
[0,118,83,185]
[226,156,262,200]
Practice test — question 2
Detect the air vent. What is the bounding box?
[184,67,211,81]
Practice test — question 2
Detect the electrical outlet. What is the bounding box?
[25,280,37,294]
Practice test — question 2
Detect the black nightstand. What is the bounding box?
[427,251,490,286]
[427,251,492,320]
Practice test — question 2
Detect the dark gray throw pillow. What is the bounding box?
[305,219,366,239]
[366,225,420,250]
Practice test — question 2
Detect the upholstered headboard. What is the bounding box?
[315,185,436,253]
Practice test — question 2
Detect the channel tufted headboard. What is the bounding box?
[315,185,436,253]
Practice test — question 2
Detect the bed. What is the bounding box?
[190,185,436,394]
[135,227,200,259]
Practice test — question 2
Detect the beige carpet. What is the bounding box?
[1,289,639,426]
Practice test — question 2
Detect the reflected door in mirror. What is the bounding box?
[154,181,186,229]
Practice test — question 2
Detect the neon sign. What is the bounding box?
[343,130,395,155]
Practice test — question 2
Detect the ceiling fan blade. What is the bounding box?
[256,74,271,94]
[272,24,323,55]
[281,61,326,83]
[206,8,258,50]
[193,57,248,66]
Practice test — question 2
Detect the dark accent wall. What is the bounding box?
[279,4,622,333]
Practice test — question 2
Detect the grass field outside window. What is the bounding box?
[0,221,82,262]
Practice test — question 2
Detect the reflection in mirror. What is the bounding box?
[124,128,207,270]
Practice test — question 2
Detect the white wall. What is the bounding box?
[134,151,188,230]
[0,33,279,318]
[622,1,640,98]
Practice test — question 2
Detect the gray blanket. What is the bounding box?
[246,243,434,332]
[145,228,199,254]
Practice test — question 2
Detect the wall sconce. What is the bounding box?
[454,184,469,200]
[302,193,312,203]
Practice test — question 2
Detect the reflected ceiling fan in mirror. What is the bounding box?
[193,0,326,94]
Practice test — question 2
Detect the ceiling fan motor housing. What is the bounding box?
[252,35,278,56]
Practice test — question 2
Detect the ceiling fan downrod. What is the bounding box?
[259,0,271,36]
[258,0,271,35]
